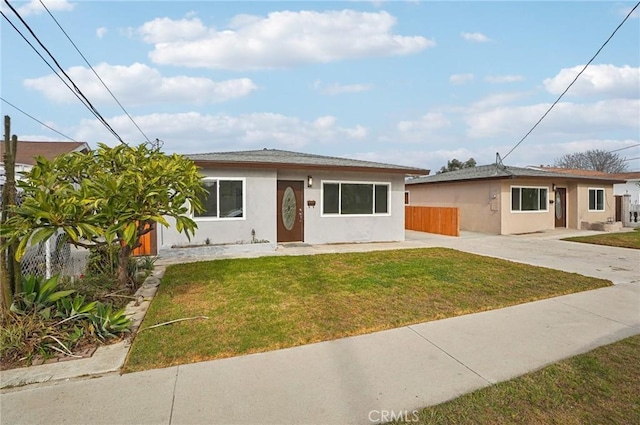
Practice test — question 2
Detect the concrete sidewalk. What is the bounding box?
[1,283,638,425]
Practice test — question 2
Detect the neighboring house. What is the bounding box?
[159,149,427,249]
[405,164,624,235]
[0,140,90,185]
[538,167,640,207]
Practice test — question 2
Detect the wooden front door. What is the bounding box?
[554,188,566,228]
[277,181,304,242]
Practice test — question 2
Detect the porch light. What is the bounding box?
[307,175,313,188]
[552,184,557,191]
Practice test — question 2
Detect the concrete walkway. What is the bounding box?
[1,230,639,424]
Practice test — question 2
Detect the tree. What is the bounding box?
[437,157,476,174]
[0,142,205,287]
[553,149,627,173]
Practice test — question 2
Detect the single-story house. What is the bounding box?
[0,140,90,185]
[159,149,427,249]
[405,164,625,235]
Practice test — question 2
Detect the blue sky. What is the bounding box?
[1,0,639,172]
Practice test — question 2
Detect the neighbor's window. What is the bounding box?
[195,178,244,218]
[511,186,548,212]
[322,182,389,215]
[404,191,410,205]
[588,188,605,212]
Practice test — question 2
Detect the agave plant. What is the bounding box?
[56,294,98,323]
[10,275,75,319]
[88,303,131,340]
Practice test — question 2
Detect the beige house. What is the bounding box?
[405,164,624,235]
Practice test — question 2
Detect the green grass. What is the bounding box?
[563,228,640,249]
[124,248,611,372]
[391,335,640,425]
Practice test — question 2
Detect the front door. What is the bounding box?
[277,180,304,242]
[554,188,566,228]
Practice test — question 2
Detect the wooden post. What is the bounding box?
[1,116,14,312]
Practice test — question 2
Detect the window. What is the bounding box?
[195,178,244,219]
[404,191,410,205]
[322,182,390,215]
[588,188,604,211]
[511,186,548,212]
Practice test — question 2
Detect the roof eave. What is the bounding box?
[192,160,428,175]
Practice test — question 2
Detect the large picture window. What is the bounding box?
[195,178,244,219]
[511,186,548,212]
[322,182,389,215]
[588,188,604,211]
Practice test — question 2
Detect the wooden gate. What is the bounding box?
[405,206,460,237]
[132,223,157,256]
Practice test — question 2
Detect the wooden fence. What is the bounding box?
[405,206,460,237]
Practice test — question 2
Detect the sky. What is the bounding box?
[1,0,639,173]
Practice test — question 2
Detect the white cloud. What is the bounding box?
[470,92,529,109]
[466,99,640,139]
[543,64,640,98]
[461,32,491,43]
[485,75,525,84]
[313,80,373,95]
[139,10,435,70]
[72,112,369,152]
[397,112,450,133]
[15,0,74,16]
[449,73,474,85]
[24,63,257,106]
[96,27,108,39]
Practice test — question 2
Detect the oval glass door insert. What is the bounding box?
[282,187,297,231]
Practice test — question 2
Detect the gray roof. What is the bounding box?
[406,164,625,185]
[186,149,428,174]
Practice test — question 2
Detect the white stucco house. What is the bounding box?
[158,149,427,251]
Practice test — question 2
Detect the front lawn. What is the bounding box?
[124,248,610,372]
[392,335,640,424]
[563,228,640,249]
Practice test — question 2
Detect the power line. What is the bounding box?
[610,143,640,153]
[1,97,79,142]
[3,0,127,146]
[501,1,640,161]
[623,156,640,162]
[39,0,151,144]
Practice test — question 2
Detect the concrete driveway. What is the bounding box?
[404,229,640,285]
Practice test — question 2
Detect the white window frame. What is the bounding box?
[194,177,246,221]
[510,185,549,213]
[588,188,605,212]
[321,180,391,217]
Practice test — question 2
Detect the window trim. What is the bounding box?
[588,187,605,212]
[194,177,246,221]
[320,180,391,217]
[510,185,549,213]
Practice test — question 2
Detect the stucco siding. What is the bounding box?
[406,181,501,234]
[500,180,554,235]
[278,170,406,244]
[159,168,277,248]
[576,184,615,225]
[160,167,405,248]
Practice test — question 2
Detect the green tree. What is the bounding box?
[0,142,205,287]
[437,157,476,174]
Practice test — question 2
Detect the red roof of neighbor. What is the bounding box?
[540,167,640,181]
[0,141,90,166]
